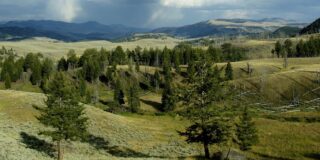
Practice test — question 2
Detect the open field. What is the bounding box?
[0,37,181,59]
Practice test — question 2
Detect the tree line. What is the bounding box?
[273,37,320,58]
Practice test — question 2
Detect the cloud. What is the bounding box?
[46,0,82,22]
[160,0,240,8]
[223,10,249,19]
[147,8,184,27]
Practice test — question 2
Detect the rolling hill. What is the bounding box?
[271,26,301,37]
[300,18,320,35]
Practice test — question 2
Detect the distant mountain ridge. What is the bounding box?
[300,18,320,35]
[0,18,308,41]
[152,18,306,38]
[0,20,148,41]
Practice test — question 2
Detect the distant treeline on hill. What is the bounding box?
[273,37,320,58]
[0,43,246,88]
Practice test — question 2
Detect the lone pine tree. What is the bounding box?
[179,59,231,159]
[35,72,88,160]
[236,106,258,151]
[225,62,233,80]
[4,73,11,89]
[114,78,125,106]
[127,77,140,113]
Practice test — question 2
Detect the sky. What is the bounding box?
[0,0,319,28]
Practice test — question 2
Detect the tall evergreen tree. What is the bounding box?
[187,59,196,82]
[4,73,11,89]
[173,50,181,73]
[14,57,24,81]
[236,106,258,151]
[23,53,35,71]
[162,47,172,81]
[225,62,233,80]
[30,57,42,85]
[42,58,53,80]
[127,78,140,113]
[79,77,87,97]
[179,59,231,159]
[67,50,78,70]
[275,41,282,58]
[153,70,161,91]
[284,39,293,57]
[161,77,176,112]
[57,57,68,71]
[114,79,125,106]
[35,72,88,160]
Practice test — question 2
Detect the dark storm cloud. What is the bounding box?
[0,0,319,28]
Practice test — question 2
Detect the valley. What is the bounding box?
[0,2,319,159]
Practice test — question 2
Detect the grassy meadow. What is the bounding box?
[0,37,181,59]
[0,36,319,160]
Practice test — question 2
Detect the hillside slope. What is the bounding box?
[300,18,320,35]
[0,90,198,160]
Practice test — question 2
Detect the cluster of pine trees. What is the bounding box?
[0,48,53,89]
[273,37,320,58]
[57,43,246,73]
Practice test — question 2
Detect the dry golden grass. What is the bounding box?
[0,37,181,59]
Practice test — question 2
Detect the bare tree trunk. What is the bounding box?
[57,140,63,160]
[203,142,210,159]
[283,54,288,69]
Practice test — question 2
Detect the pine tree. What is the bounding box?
[179,59,231,159]
[79,77,87,97]
[135,61,140,72]
[153,70,161,91]
[173,50,181,73]
[42,58,53,80]
[284,39,293,57]
[225,62,233,80]
[4,73,11,89]
[275,41,282,58]
[67,50,78,70]
[162,47,172,81]
[187,59,196,82]
[114,79,125,106]
[35,72,88,160]
[236,106,258,151]
[57,57,68,71]
[14,57,25,81]
[127,78,140,113]
[161,77,176,112]
[30,57,42,85]
[23,53,35,71]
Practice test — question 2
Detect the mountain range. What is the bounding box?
[152,18,305,38]
[0,18,310,41]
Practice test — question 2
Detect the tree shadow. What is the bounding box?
[87,134,110,150]
[304,153,320,160]
[86,134,154,158]
[20,132,55,158]
[252,151,294,160]
[107,146,153,158]
[140,99,163,111]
